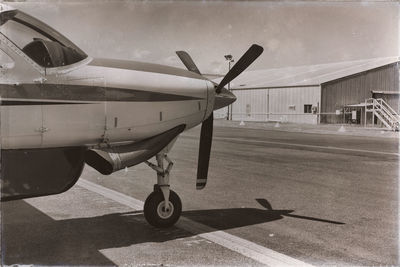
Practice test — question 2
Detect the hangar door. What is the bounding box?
[231,86,320,124]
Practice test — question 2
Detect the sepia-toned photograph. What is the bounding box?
[0,0,398,266]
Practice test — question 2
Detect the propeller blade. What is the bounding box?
[196,112,213,190]
[176,51,202,75]
[216,44,264,94]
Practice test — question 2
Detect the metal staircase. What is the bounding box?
[365,98,400,131]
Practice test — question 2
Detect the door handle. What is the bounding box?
[36,127,49,133]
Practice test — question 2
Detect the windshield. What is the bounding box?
[0,10,87,68]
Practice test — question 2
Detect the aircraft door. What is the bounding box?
[41,77,106,147]
[0,95,43,149]
[0,47,44,149]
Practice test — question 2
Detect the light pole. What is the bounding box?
[224,54,234,120]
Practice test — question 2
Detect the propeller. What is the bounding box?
[176,51,202,75]
[215,44,264,94]
[196,113,213,189]
[176,44,264,190]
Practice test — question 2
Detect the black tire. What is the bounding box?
[143,189,182,228]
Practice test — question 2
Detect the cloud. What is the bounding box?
[210,60,225,74]
[162,55,180,66]
[266,39,280,52]
[132,49,151,59]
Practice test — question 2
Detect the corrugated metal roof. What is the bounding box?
[214,57,399,89]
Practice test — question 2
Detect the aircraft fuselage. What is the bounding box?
[0,5,246,215]
[0,56,215,149]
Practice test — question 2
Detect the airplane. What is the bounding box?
[0,3,263,228]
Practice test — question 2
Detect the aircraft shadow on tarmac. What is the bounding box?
[1,199,344,265]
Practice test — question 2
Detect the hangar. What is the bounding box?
[215,57,399,129]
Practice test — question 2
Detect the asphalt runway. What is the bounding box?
[1,125,398,266]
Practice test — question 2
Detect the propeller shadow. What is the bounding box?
[182,199,344,230]
[255,198,345,225]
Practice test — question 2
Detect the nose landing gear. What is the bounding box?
[144,189,181,227]
[144,153,182,228]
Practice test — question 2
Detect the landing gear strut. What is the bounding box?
[144,153,182,228]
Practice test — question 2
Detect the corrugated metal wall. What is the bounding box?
[214,107,228,119]
[321,63,399,123]
[231,88,269,121]
[230,86,320,124]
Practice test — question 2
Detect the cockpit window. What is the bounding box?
[0,10,87,68]
[2,19,51,49]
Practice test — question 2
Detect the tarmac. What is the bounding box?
[1,120,398,266]
[214,119,400,139]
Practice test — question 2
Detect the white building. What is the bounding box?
[214,57,399,125]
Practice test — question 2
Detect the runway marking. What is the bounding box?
[77,179,143,210]
[210,136,400,156]
[77,179,314,267]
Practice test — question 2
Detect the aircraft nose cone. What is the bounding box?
[214,88,236,110]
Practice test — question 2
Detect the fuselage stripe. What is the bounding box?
[0,83,203,104]
[0,100,90,106]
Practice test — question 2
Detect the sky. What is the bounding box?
[2,0,399,74]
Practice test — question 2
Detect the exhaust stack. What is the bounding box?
[85,125,185,175]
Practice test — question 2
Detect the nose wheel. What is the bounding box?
[144,189,182,228]
[144,153,182,228]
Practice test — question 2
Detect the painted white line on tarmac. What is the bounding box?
[77,179,314,267]
[177,218,312,267]
[77,179,143,210]
[212,136,400,156]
